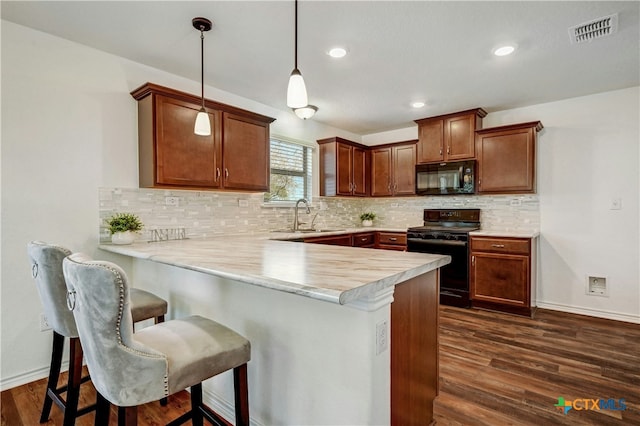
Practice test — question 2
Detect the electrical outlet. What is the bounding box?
[376,320,388,355]
[40,313,52,332]
[165,196,179,206]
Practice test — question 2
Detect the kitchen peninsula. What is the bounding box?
[100,235,450,425]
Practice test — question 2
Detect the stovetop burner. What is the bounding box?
[408,208,481,235]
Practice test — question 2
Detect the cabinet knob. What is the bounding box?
[472,255,475,266]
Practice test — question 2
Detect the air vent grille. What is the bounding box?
[569,14,618,44]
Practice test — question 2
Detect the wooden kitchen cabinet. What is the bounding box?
[318,137,368,197]
[375,232,407,251]
[221,113,270,191]
[414,108,487,164]
[304,234,353,246]
[352,232,376,248]
[370,141,417,196]
[131,82,274,191]
[475,121,543,194]
[470,235,537,317]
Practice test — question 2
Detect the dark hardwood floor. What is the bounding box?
[434,306,640,425]
[2,306,638,425]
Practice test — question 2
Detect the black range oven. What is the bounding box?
[407,209,480,308]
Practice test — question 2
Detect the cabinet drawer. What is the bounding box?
[353,232,375,247]
[471,237,530,255]
[377,232,407,246]
[304,234,353,246]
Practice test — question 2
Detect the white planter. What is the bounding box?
[362,220,373,227]
[111,231,136,245]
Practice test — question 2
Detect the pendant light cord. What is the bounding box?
[294,0,298,70]
[200,27,205,109]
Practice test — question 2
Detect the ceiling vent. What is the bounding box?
[569,13,618,44]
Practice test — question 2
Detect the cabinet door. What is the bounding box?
[304,234,352,246]
[336,143,354,196]
[471,253,529,307]
[417,120,444,163]
[154,95,219,187]
[370,147,392,196]
[445,114,476,161]
[393,144,416,195]
[352,146,368,196]
[222,113,270,191]
[477,127,535,193]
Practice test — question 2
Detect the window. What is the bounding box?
[264,137,313,202]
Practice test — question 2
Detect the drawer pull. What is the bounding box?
[491,244,505,248]
[360,237,367,242]
[472,255,475,266]
[388,237,397,242]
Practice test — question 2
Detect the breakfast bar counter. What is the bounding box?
[100,236,450,425]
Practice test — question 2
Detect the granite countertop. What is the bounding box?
[469,230,540,238]
[99,235,450,306]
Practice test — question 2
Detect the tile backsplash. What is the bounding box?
[99,187,539,242]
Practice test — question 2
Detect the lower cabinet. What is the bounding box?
[352,232,376,248]
[304,234,353,246]
[375,232,407,251]
[470,236,537,317]
[303,231,406,251]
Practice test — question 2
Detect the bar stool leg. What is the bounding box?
[118,406,138,426]
[40,331,64,422]
[234,364,250,426]
[95,392,110,426]
[62,337,83,426]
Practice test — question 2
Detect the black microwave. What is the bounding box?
[416,160,475,195]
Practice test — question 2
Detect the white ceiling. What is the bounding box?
[2,1,639,135]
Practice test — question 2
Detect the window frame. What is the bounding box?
[263,135,315,206]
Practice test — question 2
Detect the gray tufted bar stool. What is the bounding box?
[27,241,169,425]
[62,252,251,426]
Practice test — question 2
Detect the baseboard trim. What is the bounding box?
[0,360,69,392]
[536,301,640,324]
[201,384,265,426]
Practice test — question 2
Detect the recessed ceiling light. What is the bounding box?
[328,47,347,58]
[411,101,426,109]
[493,45,516,56]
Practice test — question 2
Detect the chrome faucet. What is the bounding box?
[293,198,311,231]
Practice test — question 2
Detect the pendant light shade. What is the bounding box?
[194,108,211,135]
[287,69,308,108]
[287,0,309,109]
[193,17,212,136]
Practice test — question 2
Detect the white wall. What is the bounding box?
[482,88,639,322]
[0,20,357,388]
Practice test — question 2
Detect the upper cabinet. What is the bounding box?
[318,137,369,197]
[475,121,543,194]
[370,141,417,196]
[414,108,487,164]
[131,83,274,191]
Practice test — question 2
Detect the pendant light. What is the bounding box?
[193,17,212,136]
[294,105,318,120]
[286,0,308,109]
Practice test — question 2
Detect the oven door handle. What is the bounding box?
[407,238,467,247]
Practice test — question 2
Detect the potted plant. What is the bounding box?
[106,213,143,245]
[359,212,376,227]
